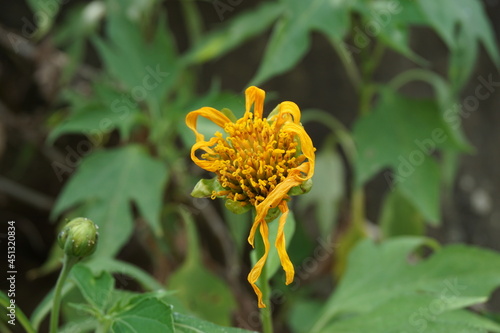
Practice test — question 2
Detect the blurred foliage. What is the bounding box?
[6,0,500,331]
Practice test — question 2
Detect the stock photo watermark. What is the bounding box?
[7,0,70,53]
[5,221,17,326]
[385,73,500,187]
[402,278,487,333]
[339,0,402,61]
[212,0,244,21]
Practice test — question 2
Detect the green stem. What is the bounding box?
[97,317,112,333]
[358,39,385,116]
[50,255,78,333]
[310,189,366,333]
[329,36,362,90]
[388,68,447,92]
[181,0,203,46]
[251,210,274,333]
[359,83,376,116]
[260,262,273,333]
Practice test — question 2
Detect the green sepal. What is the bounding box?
[288,178,313,196]
[191,177,224,198]
[267,105,280,120]
[265,206,281,222]
[225,199,251,214]
[221,108,237,122]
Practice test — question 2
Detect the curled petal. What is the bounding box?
[254,170,303,224]
[276,201,294,284]
[283,122,315,181]
[190,137,220,172]
[247,221,270,308]
[247,216,260,248]
[186,107,232,142]
[244,86,266,120]
[248,168,303,247]
[274,101,301,127]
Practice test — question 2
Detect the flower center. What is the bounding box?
[202,113,306,206]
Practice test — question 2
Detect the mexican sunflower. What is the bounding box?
[186,86,315,308]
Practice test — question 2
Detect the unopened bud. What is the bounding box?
[58,217,99,258]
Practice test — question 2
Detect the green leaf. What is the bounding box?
[223,205,250,256]
[251,0,351,85]
[310,237,500,333]
[53,3,104,44]
[418,0,500,89]
[250,210,296,281]
[169,209,236,326]
[351,0,428,65]
[48,79,143,144]
[52,2,105,82]
[379,188,424,238]
[173,312,257,333]
[93,7,179,114]
[52,145,168,257]
[110,297,175,333]
[388,69,472,151]
[71,264,114,312]
[354,88,461,223]
[323,295,500,333]
[288,299,323,333]
[60,317,98,333]
[179,89,244,149]
[297,146,344,234]
[187,2,283,63]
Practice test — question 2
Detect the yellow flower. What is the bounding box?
[186,86,315,308]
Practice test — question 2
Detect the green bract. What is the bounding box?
[191,177,224,198]
[288,178,313,196]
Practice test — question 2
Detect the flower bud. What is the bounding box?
[58,217,99,258]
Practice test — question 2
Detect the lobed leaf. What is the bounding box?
[52,145,168,258]
[310,237,500,333]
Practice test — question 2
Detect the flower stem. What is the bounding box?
[181,0,202,46]
[97,318,112,333]
[260,262,273,333]
[251,209,274,333]
[50,255,78,333]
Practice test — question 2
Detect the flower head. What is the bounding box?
[186,86,315,307]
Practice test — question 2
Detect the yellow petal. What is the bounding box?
[244,86,265,120]
[254,170,303,223]
[186,107,232,142]
[276,201,294,284]
[190,137,220,172]
[247,216,260,248]
[247,220,270,308]
[274,101,301,127]
[283,122,315,181]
